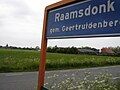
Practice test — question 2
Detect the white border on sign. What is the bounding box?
[47,33,120,39]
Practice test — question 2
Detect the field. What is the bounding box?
[0,48,120,72]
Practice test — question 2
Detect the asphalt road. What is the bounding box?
[0,72,38,90]
[0,65,120,90]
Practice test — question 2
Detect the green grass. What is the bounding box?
[0,49,39,72]
[46,53,120,70]
[0,48,120,72]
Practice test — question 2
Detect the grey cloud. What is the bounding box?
[0,0,33,19]
[0,0,37,30]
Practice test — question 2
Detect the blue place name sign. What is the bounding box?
[46,0,120,39]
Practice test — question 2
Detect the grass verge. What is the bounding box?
[0,49,120,72]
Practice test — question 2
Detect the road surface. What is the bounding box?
[0,65,120,90]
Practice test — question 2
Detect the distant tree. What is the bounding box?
[0,46,2,48]
[47,47,52,52]
[111,46,120,55]
[52,45,58,53]
[5,44,9,48]
[18,47,21,49]
[67,46,78,54]
[35,46,40,51]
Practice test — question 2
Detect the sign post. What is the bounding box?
[37,1,77,90]
[37,9,48,90]
[38,0,120,89]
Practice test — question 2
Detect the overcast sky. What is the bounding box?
[0,0,120,49]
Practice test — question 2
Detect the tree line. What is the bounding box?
[47,46,120,56]
[47,45,99,55]
[0,44,40,51]
[47,46,79,54]
[1,44,120,56]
